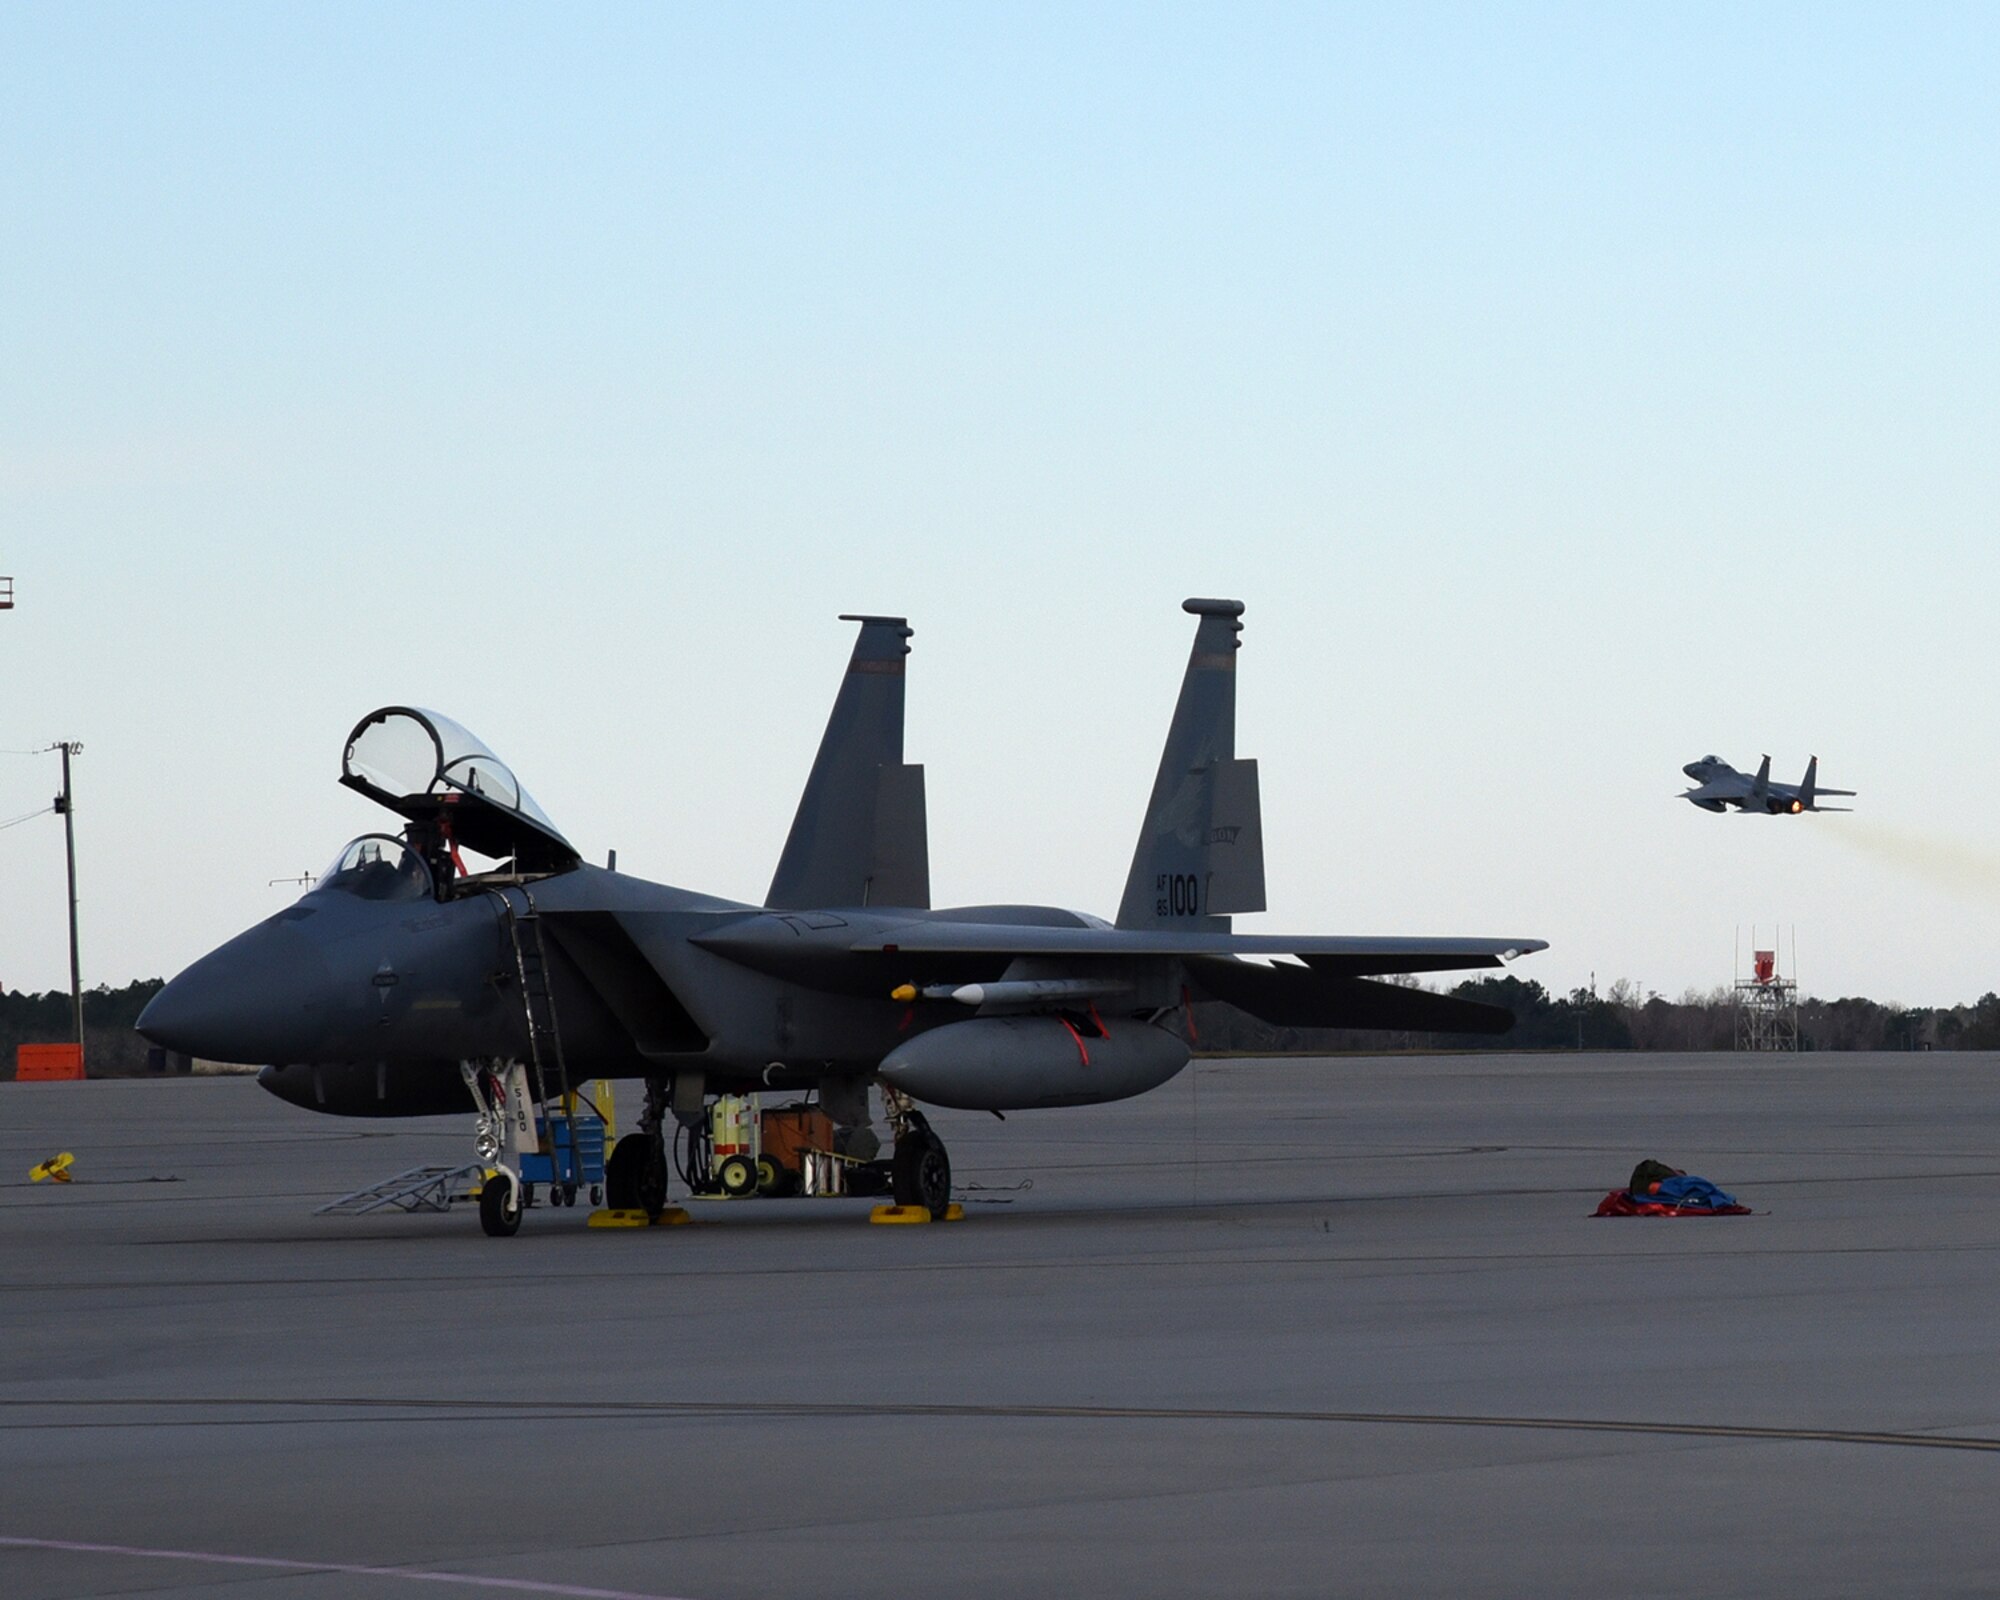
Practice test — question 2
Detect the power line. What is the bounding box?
[0,804,55,832]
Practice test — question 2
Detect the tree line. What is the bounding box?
[1188,976,2000,1054]
[2,978,164,1076]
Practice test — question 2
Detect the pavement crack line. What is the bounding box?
[0,1535,702,1600]
[0,1396,1994,1455]
[18,1234,2000,1298]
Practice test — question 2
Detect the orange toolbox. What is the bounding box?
[760,1104,835,1172]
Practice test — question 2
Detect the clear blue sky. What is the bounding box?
[3,2,1997,1005]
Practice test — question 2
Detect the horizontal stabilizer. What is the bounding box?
[1187,956,1516,1034]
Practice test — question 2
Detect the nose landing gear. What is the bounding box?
[477,1168,523,1237]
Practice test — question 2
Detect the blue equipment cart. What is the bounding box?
[518,1104,607,1203]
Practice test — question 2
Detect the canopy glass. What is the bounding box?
[340,707,579,872]
[314,834,435,902]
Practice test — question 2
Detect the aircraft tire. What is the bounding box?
[606,1134,669,1216]
[478,1174,523,1237]
[893,1131,951,1219]
[716,1153,758,1197]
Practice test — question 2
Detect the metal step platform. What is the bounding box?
[316,1163,485,1216]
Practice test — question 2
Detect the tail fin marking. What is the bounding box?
[1116,599,1268,930]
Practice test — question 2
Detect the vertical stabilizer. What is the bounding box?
[1116,598,1267,930]
[767,616,930,910]
[1750,755,1771,807]
[1800,756,1819,810]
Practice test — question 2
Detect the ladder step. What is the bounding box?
[494,887,574,1118]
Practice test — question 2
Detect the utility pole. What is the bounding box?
[51,741,83,1060]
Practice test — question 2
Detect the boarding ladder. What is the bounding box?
[491,886,582,1188]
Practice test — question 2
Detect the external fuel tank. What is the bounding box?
[877,1015,1189,1111]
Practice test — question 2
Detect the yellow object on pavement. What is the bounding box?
[587,1206,692,1229]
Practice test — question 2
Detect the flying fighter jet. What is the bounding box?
[1680,754,1855,814]
[138,599,1547,1234]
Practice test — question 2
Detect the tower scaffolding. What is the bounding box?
[1735,927,1799,1052]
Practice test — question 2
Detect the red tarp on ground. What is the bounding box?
[1593,1190,1751,1217]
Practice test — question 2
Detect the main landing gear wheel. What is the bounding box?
[892,1129,952,1219]
[605,1133,670,1219]
[716,1153,758,1198]
[604,1135,642,1210]
[478,1173,523,1237]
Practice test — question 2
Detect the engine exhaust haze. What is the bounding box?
[1825,820,2000,903]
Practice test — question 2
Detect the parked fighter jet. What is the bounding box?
[139,600,1547,1234]
[1680,754,1855,814]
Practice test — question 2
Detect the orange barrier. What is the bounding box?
[16,1044,84,1081]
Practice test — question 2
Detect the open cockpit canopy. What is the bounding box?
[340,707,580,872]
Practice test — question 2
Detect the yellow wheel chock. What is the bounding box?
[869,1202,965,1224]
[587,1207,692,1229]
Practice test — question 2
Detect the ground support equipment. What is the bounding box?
[316,1165,485,1216]
[517,1098,608,1208]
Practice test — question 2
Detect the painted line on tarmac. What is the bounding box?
[3,1396,1997,1454]
[0,1535,699,1599]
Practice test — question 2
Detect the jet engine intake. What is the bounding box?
[877,1016,1189,1111]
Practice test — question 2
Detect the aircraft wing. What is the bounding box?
[1681,780,1748,803]
[839,922,1541,1034]
[849,923,1544,975]
[1182,954,1520,1033]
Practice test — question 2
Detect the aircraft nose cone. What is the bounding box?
[139,920,335,1065]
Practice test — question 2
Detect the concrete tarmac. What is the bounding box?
[3,1053,1998,1599]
